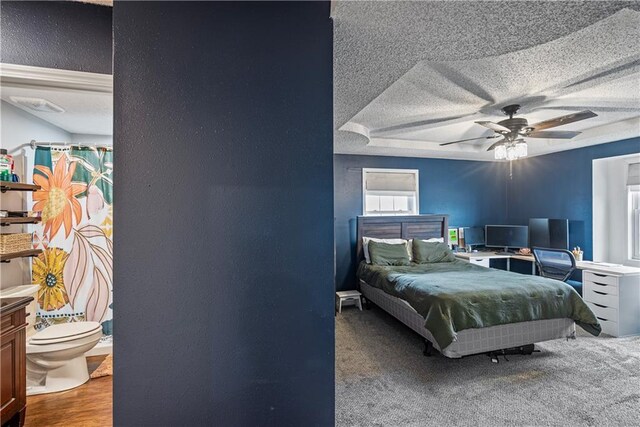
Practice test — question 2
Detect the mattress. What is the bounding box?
[360,279,576,358]
[357,260,599,350]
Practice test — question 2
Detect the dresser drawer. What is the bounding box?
[583,278,618,296]
[583,287,619,308]
[597,318,619,336]
[469,258,490,268]
[586,302,618,322]
[583,271,619,287]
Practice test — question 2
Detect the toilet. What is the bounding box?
[26,321,103,395]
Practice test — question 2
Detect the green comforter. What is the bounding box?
[358,260,601,349]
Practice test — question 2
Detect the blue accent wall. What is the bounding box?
[0,1,112,74]
[334,154,509,291]
[507,137,640,263]
[114,2,333,425]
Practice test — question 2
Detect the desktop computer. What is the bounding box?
[485,225,528,254]
[459,226,485,252]
[529,218,569,250]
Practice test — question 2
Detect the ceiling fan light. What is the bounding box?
[506,145,518,161]
[494,144,507,160]
[515,141,528,157]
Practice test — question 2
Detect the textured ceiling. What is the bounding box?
[334,1,640,160]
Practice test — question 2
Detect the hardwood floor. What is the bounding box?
[24,357,112,427]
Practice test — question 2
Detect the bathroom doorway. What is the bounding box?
[1,63,113,425]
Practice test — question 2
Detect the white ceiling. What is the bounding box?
[334,2,640,160]
[1,85,113,135]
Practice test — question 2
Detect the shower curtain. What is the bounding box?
[30,146,113,336]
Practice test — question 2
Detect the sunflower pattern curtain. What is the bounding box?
[31,146,113,336]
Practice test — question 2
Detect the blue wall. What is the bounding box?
[335,138,640,290]
[507,137,640,262]
[334,154,509,291]
[0,1,112,74]
[114,2,333,425]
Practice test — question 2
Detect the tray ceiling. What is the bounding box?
[334,2,640,160]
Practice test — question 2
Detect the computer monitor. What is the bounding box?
[460,226,485,247]
[529,219,550,248]
[485,225,528,253]
[529,218,569,250]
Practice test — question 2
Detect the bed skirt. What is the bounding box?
[359,279,576,358]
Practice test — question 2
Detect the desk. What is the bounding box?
[574,261,640,276]
[455,252,536,273]
[455,252,640,276]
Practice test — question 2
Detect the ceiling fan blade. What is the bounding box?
[439,135,500,147]
[475,121,511,133]
[530,110,597,131]
[486,138,507,152]
[526,130,581,139]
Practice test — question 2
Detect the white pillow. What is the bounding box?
[407,238,444,246]
[362,237,410,264]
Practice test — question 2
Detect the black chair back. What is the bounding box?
[532,247,576,282]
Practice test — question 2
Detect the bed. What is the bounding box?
[356,215,601,358]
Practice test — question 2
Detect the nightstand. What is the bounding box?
[336,290,362,313]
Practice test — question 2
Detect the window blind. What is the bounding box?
[627,162,640,186]
[365,172,417,192]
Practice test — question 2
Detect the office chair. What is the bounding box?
[532,247,580,293]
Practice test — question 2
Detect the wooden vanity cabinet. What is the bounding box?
[1,297,32,427]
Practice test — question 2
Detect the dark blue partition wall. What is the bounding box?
[506,137,640,262]
[0,0,112,74]
[334,154,509,291]
[114,2,334,425]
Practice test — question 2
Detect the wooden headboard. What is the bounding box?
[356,215,449,262]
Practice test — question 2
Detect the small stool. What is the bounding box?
[336,290,362,313]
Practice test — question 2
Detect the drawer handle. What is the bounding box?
[596,316,609,321]
[593,273,607,277]
[593,303,607,308]
[593,291,607,295]
[593,282,610,287]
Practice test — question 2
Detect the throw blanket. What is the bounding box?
[358,260,601,349]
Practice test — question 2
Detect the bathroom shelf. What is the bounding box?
[0,249,42,263]
[0,182,41,193]
[0,217,41,226]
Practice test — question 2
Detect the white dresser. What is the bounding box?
[581,267,640,337]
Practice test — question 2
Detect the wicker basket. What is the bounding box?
[0,233,33,254]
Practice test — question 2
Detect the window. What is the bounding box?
[630,189,640,260]
[628,162,640,260]
[362,168,418,216]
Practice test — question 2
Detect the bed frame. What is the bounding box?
[356,215,576,358]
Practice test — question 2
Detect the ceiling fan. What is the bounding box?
[439,104,598,159]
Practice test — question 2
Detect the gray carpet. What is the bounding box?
[336,305,640,427]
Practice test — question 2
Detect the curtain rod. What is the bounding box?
[29,140,113,150]
[7,140,113,155]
